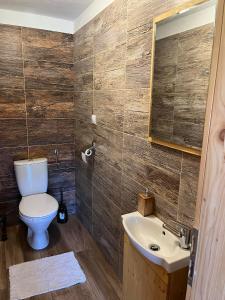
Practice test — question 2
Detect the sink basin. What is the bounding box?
[122,211,190,273]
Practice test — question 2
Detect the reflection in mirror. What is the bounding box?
[150,0,217,153]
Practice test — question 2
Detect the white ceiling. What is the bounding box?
[0,0,94,21]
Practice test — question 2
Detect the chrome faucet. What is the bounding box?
[162,221,191,250]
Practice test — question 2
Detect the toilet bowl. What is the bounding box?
[19,193,58,250]
[14,158,59,250]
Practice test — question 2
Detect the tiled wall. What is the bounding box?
[74,0,201,276]
[0,25,76,224]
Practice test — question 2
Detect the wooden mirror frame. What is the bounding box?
[148,0,214,157]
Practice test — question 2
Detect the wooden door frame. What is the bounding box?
[186,0,225,298]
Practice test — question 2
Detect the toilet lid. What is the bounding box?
[19,193,59,218]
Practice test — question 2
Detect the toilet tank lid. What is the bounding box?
[14,158,47,166]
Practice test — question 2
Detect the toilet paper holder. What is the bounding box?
[81,142,96,163]
[85,145,95,157]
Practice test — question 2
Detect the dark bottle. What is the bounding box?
[57,189,68,224]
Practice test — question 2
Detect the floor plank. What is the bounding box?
[2,215,122,300]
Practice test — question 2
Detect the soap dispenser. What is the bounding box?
[57,189,68,224]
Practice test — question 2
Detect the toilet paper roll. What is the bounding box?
[85,148,93,157]
[81,152,87,164]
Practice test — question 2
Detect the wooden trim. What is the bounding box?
[148,20,156,138]
[153,0,208,23]
[147,137,201,156]
[148,0,212,156]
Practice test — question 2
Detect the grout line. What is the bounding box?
[74,87,151,92]
[176,152,184,222]
[0,143,75,151]
[121,0,129,208]
[20,27,30,159]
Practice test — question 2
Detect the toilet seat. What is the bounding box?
[19,193,59,218]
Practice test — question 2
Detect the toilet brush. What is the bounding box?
[0,215,7,241]
[57,189,68,224]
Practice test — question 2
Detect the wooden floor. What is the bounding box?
[0,215,122,300]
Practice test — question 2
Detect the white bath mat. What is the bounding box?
[9,251,86,300]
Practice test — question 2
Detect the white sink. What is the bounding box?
[122,211,190,273]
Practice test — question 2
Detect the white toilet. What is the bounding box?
[14,158,59,250]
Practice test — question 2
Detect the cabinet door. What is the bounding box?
[123,234,168,300]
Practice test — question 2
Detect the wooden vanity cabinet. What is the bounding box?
[123,234,188,300]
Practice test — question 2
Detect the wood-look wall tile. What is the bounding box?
[0,176,20,201]
[94,68,126,90]
[93,157,122,208]
[0,89,25,118]
[123,134,181,205]
[0,147,28,177]
[121,174,146,214]
[94,43,126,74]
[29,144,58,164]
[74,72,93,92]
[0,59,24,89]
[48,166,75,191]
[0,25,22,59]
[28,119,58,145]
[126,27,152,89]
[76,161,93,207]
[74,20,94,62]
[166,0,191,10]
[50,189,76,214]
[127,22,152,41]
[75,119,94,155]
[74,37,94,62]
[154,194,178,226]
[94,0,127,36]
[75,20,95,42]
[22,28,73,63]
[93,210,120,271]
[26,90,74,118]
[93,90,124,131]
[24,60,74,91]
[76,195,93,233]
[0,198,19,225]
[127,0,166,32]
[95,19,127,54]
[178,154,200,226]
[57,144,75,168]
[74,57,93,75]
[0,120,27,147]
[74,91,93,121]
[94,126,123,171]
[93,212,119,265]
[94,0,127,54]
[29,144,75,166]
[123,133,182,173]
[27,119,74,145]
[124,89,150,138]
[57,119,75,144]
[93,186,121,238]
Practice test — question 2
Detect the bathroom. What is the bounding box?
[0,0,225,299]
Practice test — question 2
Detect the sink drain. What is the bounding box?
[149,244,160,251]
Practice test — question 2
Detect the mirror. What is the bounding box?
[149,0,217,155]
